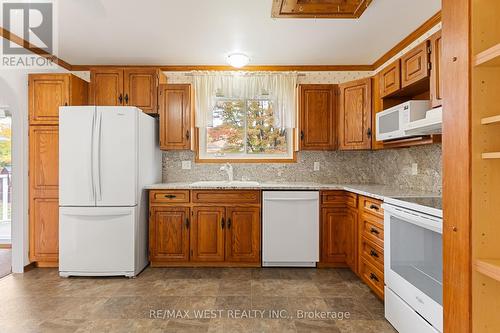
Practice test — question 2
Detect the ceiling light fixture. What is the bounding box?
[227,53,250,68]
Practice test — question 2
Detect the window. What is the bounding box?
[199,98,293,160]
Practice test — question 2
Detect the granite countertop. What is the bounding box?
[144,182,439,201]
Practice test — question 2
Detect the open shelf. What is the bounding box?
[482,115,500,125]
[475,259,500,282]
[482,152,500,159]
[475,43,500,67]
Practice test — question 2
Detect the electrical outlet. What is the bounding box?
[182,161,192,170]
[411,163,418,175]
[314,162,320,171]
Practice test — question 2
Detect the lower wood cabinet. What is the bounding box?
[149,206,190,262]
[149,190,261,267]
[357,195,385,300]
[191,206,225,262]
[319,191,358,273]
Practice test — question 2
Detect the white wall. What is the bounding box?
[0,58,68,273]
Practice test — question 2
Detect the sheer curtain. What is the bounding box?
[192,71,298,128]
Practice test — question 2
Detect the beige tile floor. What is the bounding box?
[0,267,397,333]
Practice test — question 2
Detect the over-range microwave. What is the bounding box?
[376,100,431,141]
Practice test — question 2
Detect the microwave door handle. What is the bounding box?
[386,206,442,234]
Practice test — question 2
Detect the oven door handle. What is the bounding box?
[384,205,442,234]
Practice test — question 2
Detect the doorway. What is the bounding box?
[0,108,11,278]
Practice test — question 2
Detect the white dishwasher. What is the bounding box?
[262,191,319,267]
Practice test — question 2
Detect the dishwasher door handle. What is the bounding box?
[264,198,318,202]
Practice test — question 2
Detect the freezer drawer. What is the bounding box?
[262,191,319,267]
[59,206,136,276]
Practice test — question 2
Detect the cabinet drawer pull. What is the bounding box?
[369,204,379,211]
[370,227,380,235]
[185,218,190,229]
[221,218,225,229]
[369,249,379,258]
[369,273,379,282]
[164,195,177,199]
[227,218,231,229]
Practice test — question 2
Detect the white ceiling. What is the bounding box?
[58,0,441,66]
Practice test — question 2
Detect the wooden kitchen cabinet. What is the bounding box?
[159,84,192,150]
[357,195,385,299]
[90,67,166,114]
[191,206,226,262]
[429,30,443,108]
[319,191,358,273]
[28,74,88,267]
[225,207,260,263]
[29,126,60,266]
[149,206,190,262]
[149,190,261,267]
[89,69,124,106]
[379,60,401,98]
[321,207,357,270]
[401,41,430,88]
[29,74,88,125]
[299,84,336,150]
[338,78,372,150]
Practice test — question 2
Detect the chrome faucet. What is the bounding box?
[220,163,234,182]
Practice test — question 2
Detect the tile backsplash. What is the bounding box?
[162,144,442,193]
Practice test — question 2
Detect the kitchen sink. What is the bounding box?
[189,180,260,187]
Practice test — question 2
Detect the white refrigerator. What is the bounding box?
[58,106,161,277]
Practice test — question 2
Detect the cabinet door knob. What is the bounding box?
[118,94,123,104]
[227,218,231,229]
[221,218,225,229]
[367,128,372,139]
[185,218,190,229]
[186,130,190,140]
[300,131,304,140]
[124,94,129,104]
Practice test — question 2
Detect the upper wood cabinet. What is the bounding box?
[299,84,336,150]
[338,78,372,150]
[401,41,430,88]
[159,84,192,150]
[225,207,260,263]
[28,74,88,125]
[429,30,443,108]
[379,60,401,98]
[90,67,166,114]
[89,69,124,106]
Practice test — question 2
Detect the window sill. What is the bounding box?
[194,152,297,164]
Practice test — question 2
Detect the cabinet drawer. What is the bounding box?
[192,190,260,204]
[321,191,357,208]
[150,190,190,204]
[359,257,384,299]
[360,196,384,219]
[360,215,384,247]
[360,236,384,272]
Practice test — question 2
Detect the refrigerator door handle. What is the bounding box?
[89,110,96,202]
[96,111,103,201]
